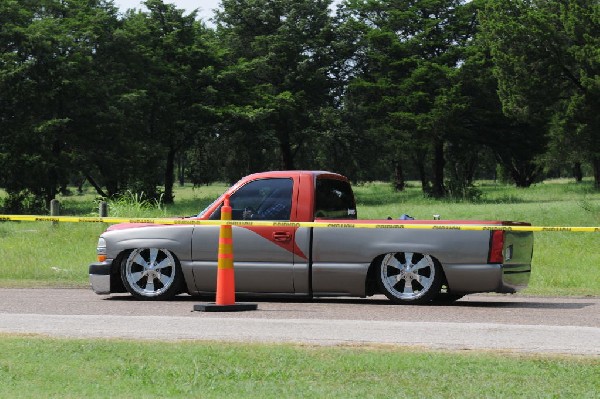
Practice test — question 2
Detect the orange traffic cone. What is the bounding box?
[194,195,257,312]
[215,196,235,305]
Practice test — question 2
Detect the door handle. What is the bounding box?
[272,231,292,242]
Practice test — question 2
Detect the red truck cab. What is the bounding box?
[199,170,357,223]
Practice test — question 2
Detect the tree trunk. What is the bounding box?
[279,134,294,170]
[45,138,62,207]
[511,170,531,188]
[393,161,405,191]
[163,147,176,204]
[413,156,428,192]
[465,154,478,186]
[431,139,446,198]
[84,173,109,198]
[178,153,185,186]
[593,157,600,190]
[573,162,583,182]
[510,162,539,188]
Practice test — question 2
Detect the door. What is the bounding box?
[191,177,297,293]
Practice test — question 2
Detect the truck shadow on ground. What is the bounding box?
[106,294,596,310]
[444,300,594,310]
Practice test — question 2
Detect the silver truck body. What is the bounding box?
[90,222,532,298]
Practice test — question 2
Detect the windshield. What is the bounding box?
[207,178,293,221]
[196,179,246,218]
[197,196,221,218]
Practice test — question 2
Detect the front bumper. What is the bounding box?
[89,260,113,295]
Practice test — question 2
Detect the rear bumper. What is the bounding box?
[500,263,531,293]
[443,263,531,294]
[89,260,113,295]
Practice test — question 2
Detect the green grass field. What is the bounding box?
[0,336,598,398]
[1,180,599,398]
[1,178,598,295]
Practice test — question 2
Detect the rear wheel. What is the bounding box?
[121,248,183,300]
[378,252,442,304]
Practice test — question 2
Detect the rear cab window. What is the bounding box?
[314,177,357,219]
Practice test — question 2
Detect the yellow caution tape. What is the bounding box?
[0,214,599,232]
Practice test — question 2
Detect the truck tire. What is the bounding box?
[121,248,183,300]
[378,252,442,304]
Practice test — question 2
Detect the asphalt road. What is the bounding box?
[0,288,598,356]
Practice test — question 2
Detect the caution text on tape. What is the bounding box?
[1,214,599,232]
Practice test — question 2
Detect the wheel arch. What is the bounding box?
[365,254,384,297]
[109,250,130,293]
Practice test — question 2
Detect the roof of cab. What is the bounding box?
[242,170,346,180]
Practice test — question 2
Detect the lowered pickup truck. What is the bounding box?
[89,170,533,304]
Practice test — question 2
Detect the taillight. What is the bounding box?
[488,230,504,263]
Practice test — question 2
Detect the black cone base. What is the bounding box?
[193,302,258,312]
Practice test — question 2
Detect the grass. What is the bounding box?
[0,179,599,295]
[0,335,597,398]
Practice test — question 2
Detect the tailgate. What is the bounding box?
[500,229,534,292]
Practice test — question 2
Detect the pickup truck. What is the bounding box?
[89,170,534,304]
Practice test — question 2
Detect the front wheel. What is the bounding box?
[378,252,442,304]
[121,248,183,300]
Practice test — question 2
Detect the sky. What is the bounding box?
[112,0,342,25]
[113,0,222,23]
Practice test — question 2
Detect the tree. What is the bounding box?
[214,0,336,173]
[340,0,478,197]
[457,22,547,188]
[480,0,600,188]
[0,0,121,210]
[116,0,219,202]
[0,0,221,208]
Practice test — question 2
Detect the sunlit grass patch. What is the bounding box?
[0,337,598,398]
[0,222,103,284]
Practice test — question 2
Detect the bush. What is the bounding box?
[0,190,46,214]
[103,191,165,218]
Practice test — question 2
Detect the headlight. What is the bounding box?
[97,237,107,262]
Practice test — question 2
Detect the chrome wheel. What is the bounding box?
[378,252,442,304]
[122,248,181,300]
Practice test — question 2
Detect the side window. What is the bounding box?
[210,178,293,221]
[314,178,357,219]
